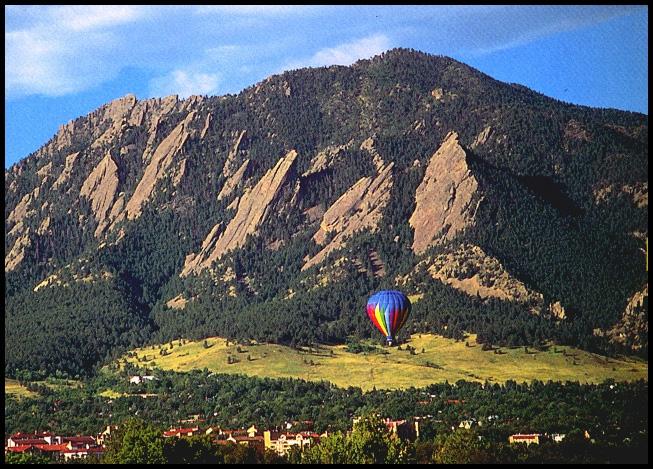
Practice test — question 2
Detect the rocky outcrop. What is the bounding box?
[6,185,41,271]
[36,162,53,179]
[223,130,247,178]
[416,243,544,311]
[409,131,483,254]
[181,223,223,276]
[360,137,385,172]
[80,152,120,238]
[182,150,298,275]
[302,143,350,177]
[5,227,31,272]
[52,152,80,190]
[7,186,39,225]
[200,113,212,139]
[549,301,567,320]
[124,111,197,221]
[90,94,138,150]
[166,294,188,310]
[302,162,394,271]
[594,182,648,208]
[605,284,648,353]
[471,126,493,149]
[218,159,249,201]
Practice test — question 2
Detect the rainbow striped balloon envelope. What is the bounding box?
[366,290,411,345]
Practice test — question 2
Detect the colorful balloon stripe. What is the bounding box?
[366,290,411,344]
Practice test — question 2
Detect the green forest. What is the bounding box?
[5,368,648,464]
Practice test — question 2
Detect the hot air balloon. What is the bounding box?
[366,290,411,346]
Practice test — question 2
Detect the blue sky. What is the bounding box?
[4,5,648,168]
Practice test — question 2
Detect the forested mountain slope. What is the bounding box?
[5,48,647,377]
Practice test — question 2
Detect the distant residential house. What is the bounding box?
[62,436,96,449]
[508,434,541,445]
[247,425,259,437]
[550,433,566,443]
[228,435,265,454]
[5,433,103,461]
[6,438,47,448]
[163,427,200,438]
[5,445,39,455]
[96,425,118,445]
[458,419,476,430]
[129,375,157,384]
[383,419,420,440]
[62,446,104,461]
[180,414,204,424]
[7,432,61,447]
[263,431,316,456]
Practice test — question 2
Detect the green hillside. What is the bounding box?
[119,334,647,391]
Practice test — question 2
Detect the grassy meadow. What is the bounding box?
[118,334,648,391]
[5,379,38,399]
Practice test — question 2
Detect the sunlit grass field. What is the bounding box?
[5,378,82,399]
[118,334,648,391]
[5,379,38,399]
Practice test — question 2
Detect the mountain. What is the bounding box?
[5,48,648,377]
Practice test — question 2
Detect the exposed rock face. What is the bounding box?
[52,152,80,190]
[549,301,567,320]
[224,130,247,178]
[124,111,197,220]
[564,119,591,142]
[5,227,31,272]
[409,131,483,254]
[218,159,249,201]
[182,150,298,275]
[7,186,39,225]
[181,222,223,276]
[302,162,394,271]
[90,94,138,150]
[80,152,120,238]
[38,216,51,235]
[594,182,648,208]
[360,137,385,172]
[419,243,544,311]
[36,162,53,179]
[200,113,212,139]
[606,284,648,353]
[302,143,350,177]
[166,294,188,310]
[471,126,493,149]
[6,185,42,271]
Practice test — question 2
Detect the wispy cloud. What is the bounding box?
[5,6,153,98]
[283,33,393,72]
[4,5,642,100]
[148,69,220,98]
[195,5,319,16]
[50,5,147,32]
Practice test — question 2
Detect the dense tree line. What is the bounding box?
[5,367,647,445]
[4,369,648,464]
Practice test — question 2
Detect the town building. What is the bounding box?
[263,431,318,456]
[508,434,541,445]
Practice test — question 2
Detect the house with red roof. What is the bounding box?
[163,427,200,438]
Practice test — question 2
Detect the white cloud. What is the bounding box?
[5,6,151,98]
[5,26,118,97]
[51,5,147,31]
[195,5,316,16]
[149,69,220,98]
[283,33,393,72]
